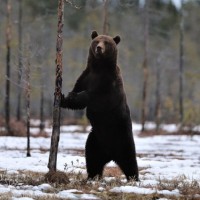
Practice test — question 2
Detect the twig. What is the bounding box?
[65,0,81,9]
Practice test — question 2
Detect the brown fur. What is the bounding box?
[60,31,139,181]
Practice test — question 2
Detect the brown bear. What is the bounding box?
[60,31,139,181]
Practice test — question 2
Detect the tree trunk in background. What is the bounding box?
[40,70,45,132]
[5,0,11,135]
[103,0,109,35]
[25,56,31,157]
[141,0,149,132]
[155,58,161,133]
[40,83,45,132]
[179,0,184,127]
[17,0,23,121]
[48,0,64,172]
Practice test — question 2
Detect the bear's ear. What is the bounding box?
[91,31,98,39]
[113,36,121,45]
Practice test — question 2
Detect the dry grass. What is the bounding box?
[0,118,26,137]
[45,170,70,184]
[0,193,65,200]
[0,170,45,186]
[0,193,12,200]
[0,169,200,200]
[0,119,50,137]
[32,130,49,138]
[157,176,200,198]
[139,129,200,137]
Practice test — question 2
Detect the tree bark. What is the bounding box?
[40,72,45,132]
[5,0,11,135]
[17,0,23,121]
[179,0,184,126]
[141,0,149,132]
[48,0,64,172]
[103,0,109,35]
[25,56,31,157]
[155,57,161,133]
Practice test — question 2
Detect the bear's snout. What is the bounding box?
[96,46,102,53]
[95,42,105,55]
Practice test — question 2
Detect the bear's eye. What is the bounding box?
[93,41,98,46]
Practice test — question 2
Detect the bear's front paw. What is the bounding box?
[60,93,66,108]
[68,92,77,100]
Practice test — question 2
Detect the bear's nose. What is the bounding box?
[96,46,102,52]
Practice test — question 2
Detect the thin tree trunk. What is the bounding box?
[179,0,184,126]
[48,0,64,172]
[39,61,45,132]
[141,0,149,132]
[40,75,45,132]
[25,57,31,157]
[5,0,11,134]
[155,58,161,133]
[102,0,109,35]
[17,0,23,121]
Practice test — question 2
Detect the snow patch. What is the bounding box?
[57,190,99,199]
[0,125,199,199]
[110,186,156,194]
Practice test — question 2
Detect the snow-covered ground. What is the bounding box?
[0,123,200,199]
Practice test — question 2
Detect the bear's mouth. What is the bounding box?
[95,47,106,58]
[95,48,103,54]
[94,51,104,59]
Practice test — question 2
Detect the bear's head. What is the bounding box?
[90,31,120,60]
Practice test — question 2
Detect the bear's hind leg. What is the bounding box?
[115,156,139,181]
[86,132,111,180]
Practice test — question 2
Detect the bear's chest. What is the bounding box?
[85,69,123,112]
[87,71,114,92]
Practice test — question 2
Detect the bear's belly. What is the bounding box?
[86,104,134,156]
[87,90,123,112]
[87,106,132,137]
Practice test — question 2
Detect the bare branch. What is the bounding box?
[65,0,81,9]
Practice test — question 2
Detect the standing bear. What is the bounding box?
[60,31,139,181]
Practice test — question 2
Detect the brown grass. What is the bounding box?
[0,170,200,200]
[0,116,4,127]
[157,176,200,199]
[139,129,200,137]
[44,170,70,184]
[0,170,45,186]
[32,130,49,138]
[0,118,26,137]
[0,193,11,200]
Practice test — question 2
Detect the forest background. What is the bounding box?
[0,0,200,128]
